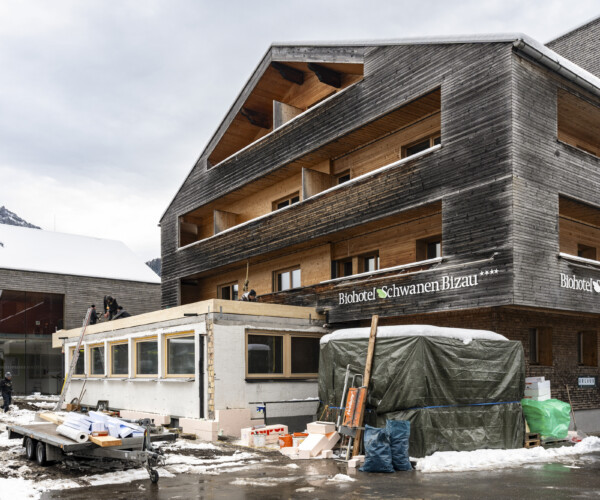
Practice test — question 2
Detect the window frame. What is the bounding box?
[416,235,442,261]
[88,342,106,377]
[163,331,196,378]
[578,331,598,367]
[336,170,351,184]
[69,346,85,378]
[272,192,300,211]
[402,134,440,158]
[273,265,301,292]
[245,330,321,379]
[218,282,239,301]
[134,336,159,378]
[529,328,553,366]
[358,252,380,274]
[108,340,129,378]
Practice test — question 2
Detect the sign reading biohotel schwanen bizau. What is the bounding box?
[338,268,500,305]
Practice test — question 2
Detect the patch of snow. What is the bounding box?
[416,437,600,473]
[327,473,356,482]
[296,487,316,492]
[286,463,300,469]
[163,440,219,451]
[0,408,37,426]
[321,325,507,345]
[0,478,42,500]
[230,477,299,487]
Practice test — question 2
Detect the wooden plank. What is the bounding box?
[214,210,238,234]
[38,412,65,425]
[89,435,123,447]
[302,168,334,199]
[273,101,303,129]
[353,314,378,457]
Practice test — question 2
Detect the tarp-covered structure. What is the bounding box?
[318,325,525,457]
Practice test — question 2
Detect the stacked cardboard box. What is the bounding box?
[524,377,551,401]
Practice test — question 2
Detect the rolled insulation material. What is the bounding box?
[56,424,89,443]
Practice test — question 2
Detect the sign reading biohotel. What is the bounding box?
[338,268,499,305]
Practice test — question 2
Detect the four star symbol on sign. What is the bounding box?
[480,269,499,275]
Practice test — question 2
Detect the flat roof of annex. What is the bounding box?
[52,299,325,348]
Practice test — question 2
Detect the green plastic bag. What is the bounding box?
[521,399,571,439]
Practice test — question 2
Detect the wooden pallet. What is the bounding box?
[524,432,541,448]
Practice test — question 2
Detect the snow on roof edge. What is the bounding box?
[320,325,508,346]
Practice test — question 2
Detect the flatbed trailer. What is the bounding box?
[7,421,176,483]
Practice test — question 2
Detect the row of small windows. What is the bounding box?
[529,328,598,367]
[70,333,195,378]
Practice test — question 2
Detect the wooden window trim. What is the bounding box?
[88,342,105,377]
[272,192,301,211]
[69,346,85,378]
[529,328,553,366]
[134,336,159,378]
[163,331,195,378]
[108,340,129,378]
[578,331,598,367]
[401,134,440,159]
[273,265,301,292]
[245,330,321,379]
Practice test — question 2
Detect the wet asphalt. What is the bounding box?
[42,451,600,500]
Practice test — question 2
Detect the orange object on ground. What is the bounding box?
[343,387,367,428]
[279,434,293,448]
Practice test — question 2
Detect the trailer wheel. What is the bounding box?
[35,441,47,466]
[150,469,159,484]
[25,437,37,460]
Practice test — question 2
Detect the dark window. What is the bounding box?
[166,335,195,375]
[433,136,441,146]
[247,334,283,375]
[111,343,128,376]
[529,328,552,366]
[337,171,351,184]
[577,244,597,260]
[332,258,353,279]
[274,193,300,211]
[274,267,301,291]
[578,331,598,366]
[71,347,85,376]
[416,236,442,261]
[291,337,320,374]
[136,339,158,376]
[90,345,105,376]
[0,290,64,335]
[361,254,380,273]
[404,139,430,157]
[219,283,239,300]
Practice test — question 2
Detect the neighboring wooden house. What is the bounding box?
[0,225,161,394]
[158,23,599,413]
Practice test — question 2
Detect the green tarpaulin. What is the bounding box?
[318,326,525,457]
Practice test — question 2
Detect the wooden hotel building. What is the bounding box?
[160,19,600,414]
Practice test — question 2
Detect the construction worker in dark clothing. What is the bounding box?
[1,372,12,412]
[113,306,131,320]
[103,296,119,320]
[240,289,257,302]
[89,304,98,325]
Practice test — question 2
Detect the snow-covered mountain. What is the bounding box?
[0,206,41,229]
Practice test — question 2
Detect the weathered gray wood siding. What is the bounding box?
[161,42,516,318]
[547,16,600,78]
[511,53,600,313]
[0,270,161,330]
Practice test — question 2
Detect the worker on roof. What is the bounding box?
[89,304,98,325]
[113,306,131,320]
[103,295,119,320]
[240,289,257,302]
[1,372,12,413]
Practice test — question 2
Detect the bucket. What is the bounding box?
[253,434,266,447]
[279,434,293,448]
[292,432,308,447]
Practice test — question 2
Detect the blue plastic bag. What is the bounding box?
[359,425,394,473]
[386,419,412,471]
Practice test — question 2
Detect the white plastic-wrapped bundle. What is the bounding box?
[56,424,89,443]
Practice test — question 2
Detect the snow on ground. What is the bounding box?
[230,477,300,487]
[0,406,37,427]
[416,436,600,472]
[162,439,219,451]
[327,473,356,482]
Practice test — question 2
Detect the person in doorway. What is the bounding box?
[1,372,12,412]
[89,304,98,325]
[113,306,131,320]
[103,295,119,320]
[240,289,257,302]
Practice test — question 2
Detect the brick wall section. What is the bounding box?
[375,307,600,411]
[547,16,600,78]
[0,269,161,330]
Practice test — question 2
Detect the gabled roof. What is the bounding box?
[161,33,600,223]
[0,225,160,284]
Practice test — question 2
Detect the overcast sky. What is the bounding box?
[0,1,597,261]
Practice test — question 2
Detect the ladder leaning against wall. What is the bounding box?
[54,307,92,412]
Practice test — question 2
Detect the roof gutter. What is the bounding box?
[513,39,600,99]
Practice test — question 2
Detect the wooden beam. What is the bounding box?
[353,314,378,457]
[214,209,238,234]
[273,101,303,129]
[271,62,304,85]
[302,167,334,199]
[240,107,270,129]
[308,63,342,88]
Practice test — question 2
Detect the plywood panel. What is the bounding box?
[214,210,239,234]
[559,217,600,255]
[302,168,334,198]
[273,101,303,129]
